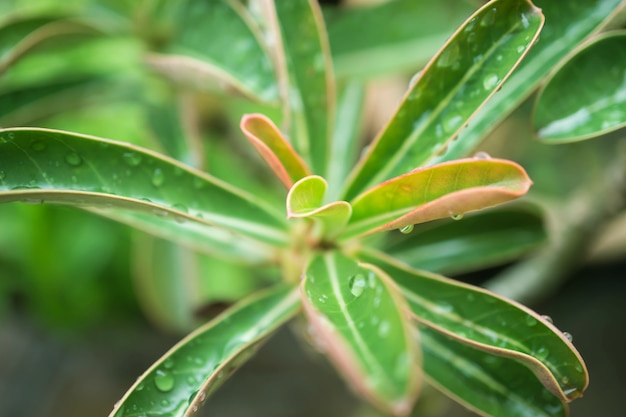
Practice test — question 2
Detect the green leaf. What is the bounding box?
[421,326,567,417]
[362,251,588,401]
[286,175,351,240]
[109,285,300,417]
[151,0,278,103]
[272,0,335,176]
[344,158,532,239]
[343,0,543,200]
[326,0,475,79]
[301,252,421,416]
[240,113,311,188]
[534,31,626,142]
[440,0,626,162]
[0,128,289,246]
[382,205,546,274]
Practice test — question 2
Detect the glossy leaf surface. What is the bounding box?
[0,128,288,246]
[382,206,546,274]
[272,0,335,175]
[363,252,588,401]
[110,285,300,417]
[286,175,351,239]
[441,0,626,161]
[301,252,421,416]
[343,0,543,200]
[421,326,567,417]
[344,158,532,239]
[240,113,310,188]
[534,32,626,142]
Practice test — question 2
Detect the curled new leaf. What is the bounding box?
[343,157,532,239]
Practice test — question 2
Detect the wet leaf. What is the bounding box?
[441,0,626,161]
[343,158,532,239]
[534,31,626,142]
[271,0,335,175]
[109,285,300,417]
[0,128,289,246]
[301,252,421,416]
[421,325,567,417]
[240,113,311,188]
[363,251,589,401]
[343,0,543,200]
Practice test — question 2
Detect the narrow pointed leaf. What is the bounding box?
[362,251,588,401]
[440,0,626,162]
[421,326,567,417]
[240,113,311,188]
[301,252,421,416]
[0,128,289,246]
[344,158,532,239]
[343,0,543,200]
[382,206,546,274]
[286,175,351,239]
[109,285,300,417]
[271,0,335,175]
[534,32,626,142]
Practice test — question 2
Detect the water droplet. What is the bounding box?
[517,45,526,53]
[450,212,464,221]
[0,170,5,181]
[561,376,569,385]
[437,42,460,69]
[367,271,377,289]
[152,168,165,187]
[378,321,391,337]
[172,203,187,213]
[161,400,170,407]
[483,73,499,90]
[64,152,82,167]
[563,331,573,342]
[480,7,497,27]
[154,369,174,392]
[399,224,414,234]
[123,152,142,166]
[317,294,328,304]
[135,381,145,391]
[193,177,206,189]
[197,391,207,403]
[31,141,46,152]
[186,376,197,386]
[473,151,491,160]
[349,274,367,297]
[541,315,553,324]
[574,363,583,373]
[163,359,174,369]
[443,113,463,134]
[408,71,421,89]
[525,315,538,326]
[534,346,550,360]
[434,302,454,314]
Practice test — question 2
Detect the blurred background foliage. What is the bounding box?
[1,0,625,416]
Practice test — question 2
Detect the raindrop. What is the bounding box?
[172,203,188,213]
[480,7,497,27]
[378,321,391,337]
[574,363,583,373]
[31,141,47,152]
[197,391,207,403]
[443,113,463,134]
[152,168,165,187]
[525,315,538,327]
[450,213,464,221]
[123,152,142,167]
[436,42,460,69]
[408,71,421,89]
[161,400,170,407]
[349,274,367,297]
[517,45,526,53]
[65,152,82,167]
[399,224,414,234]
[154,369,175,392]
[534,346,550,360]
[186,376,197,386]
[367,271,377,289]
[317,294,328,304]
[163,359,174,369]
[473,151,491,160]
[434,302,454,314]
[561,376,570,386]
[482,73,499,90]
[541,315,553,324]
[563,331,573,342]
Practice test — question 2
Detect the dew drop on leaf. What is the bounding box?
[399,224,414,234]
[541,315,553,324]
[534,346,550,360]
[450,213,464,221]
[349,274,367,297]
[122,152,142,167]
[563,331,573,342]
[482,73,499,90]
[473,151,491,160]
[31,141,46,152]
[154,369,175,392]
[525,315,538,327]
[64,152,82,167]
[152,168,165,187]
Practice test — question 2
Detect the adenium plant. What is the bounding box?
[0,0,592,416]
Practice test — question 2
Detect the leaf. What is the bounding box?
[440,0,626,162]
[151,0,278,103]
[286,175,351,240]
[343,158,532,239]
[534,31,626,142]
[342,0,543,200]
[0,128,289,246]
[240,113,311,188]
[420,325,567,417]
[109,285,300,417]
[382,205,546,274]
[271,0,335,176]
[301,252,421,416]
[326,0,475,79]
[362,251,588,401]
